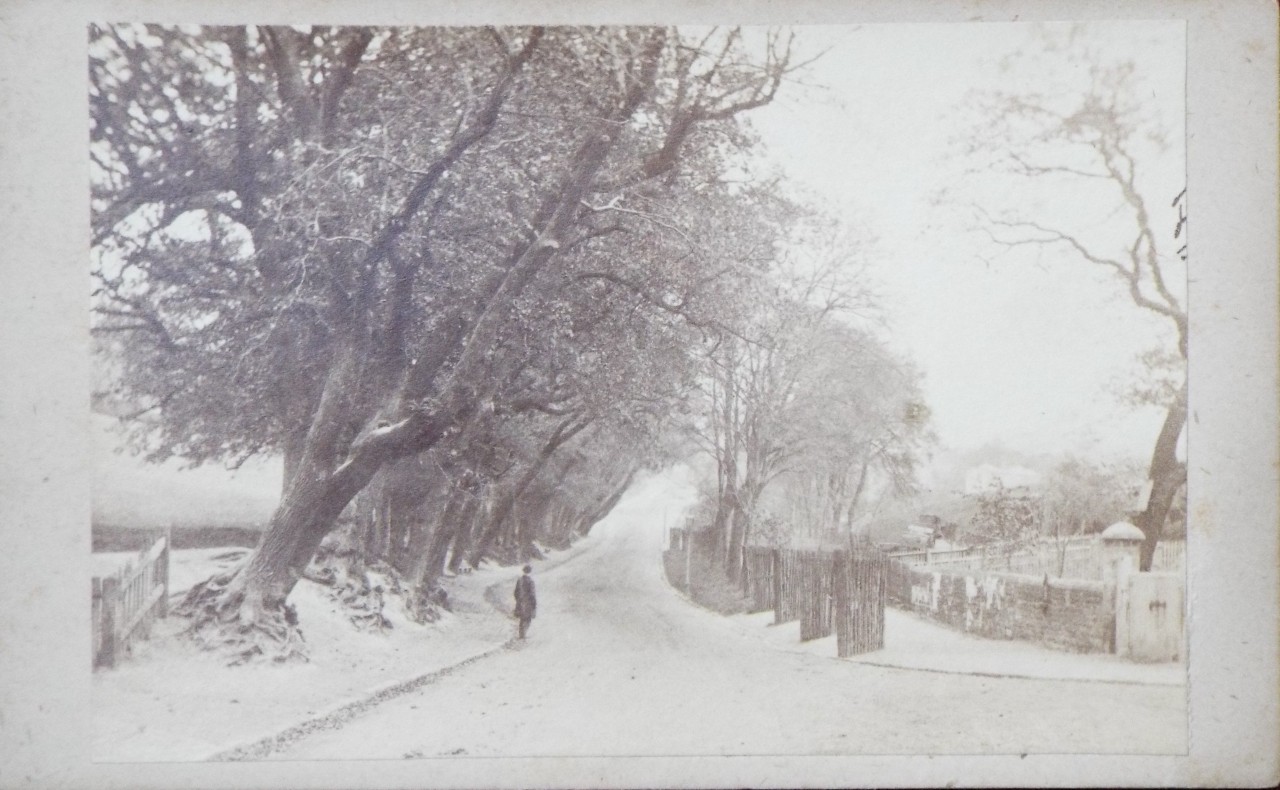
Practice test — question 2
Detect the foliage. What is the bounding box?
[1038,457,1140,539]
[90,23,810,657]
[662,543,752,616]
[966,481,1039,549]
[687,223,932,575]
[778,320,932,539]
[951,23,1187,569]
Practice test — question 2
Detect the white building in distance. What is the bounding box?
[963,464,1043,498]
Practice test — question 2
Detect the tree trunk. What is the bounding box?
[281,425,308,491]
[173,35,664,661]
[412,485,468,593]
[1135,380,1188,570]
[517,490,554,559]
[728,481,763,583]
[717,464,740,567]
[177,447,381,663]
[577,467,637,536]
[726,497,748,583]
[844,457,872,534]
[467,418,588,565]
[447,495,482,574]
[175,342,427,660]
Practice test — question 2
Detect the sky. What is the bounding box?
[747,21,1186,466]
[93,22,1187,504]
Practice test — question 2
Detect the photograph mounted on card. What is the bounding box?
[85,19,1193,762]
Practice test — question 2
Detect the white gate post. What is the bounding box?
[1101,522,1144,657]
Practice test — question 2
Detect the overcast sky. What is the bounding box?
[747,21,1186,465]
[96,22,1187,498]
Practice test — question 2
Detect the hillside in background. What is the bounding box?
[92,412,280,539]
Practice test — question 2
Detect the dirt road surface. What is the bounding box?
[268,470,1186,759]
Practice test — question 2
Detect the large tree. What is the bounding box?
[688,223,929,578]
[777,320,932,542]
[955,29,1186,570]
[91,24,800,659]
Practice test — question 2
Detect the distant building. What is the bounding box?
[963,464,1042,498]
[917,514,958,542]
[904,524,935,547]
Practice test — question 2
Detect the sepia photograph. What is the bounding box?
[87,19,1190,761]
[0,1,1276,788]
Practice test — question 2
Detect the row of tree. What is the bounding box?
[687,242,933,581]
[90,24,821,659]
[91,23,1185,662]
[683,28,1189,581]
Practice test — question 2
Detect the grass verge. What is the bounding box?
[662,545,752,615]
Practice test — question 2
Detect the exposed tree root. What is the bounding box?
[169,538,456,663]
[305,547,394,632]
[405,584,450,624]
[173,566,309,666]
[306,538,449,628]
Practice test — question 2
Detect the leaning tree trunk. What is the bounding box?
[177,448,381,663]
[447,495,482,574]
[413,486,468,591]
[578,467,636,536]
[175,342,452,662]
[1134,380,1189,570]
[399,484,470,622]
[174,36,665,662]
[467,417,588,566]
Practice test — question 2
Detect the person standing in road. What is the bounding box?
[513,565,537,639]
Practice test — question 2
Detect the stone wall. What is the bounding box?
[886,561,1113,653]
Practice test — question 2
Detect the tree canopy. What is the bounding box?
[91,23,823,658]
[950,27,1187,569]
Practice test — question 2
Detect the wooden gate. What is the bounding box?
[799,550,833,641]
[774,549,803,625]
[1116,571,1184,662]
[743,547,775,613]
[832,547,887,657]
[92,528,171,669]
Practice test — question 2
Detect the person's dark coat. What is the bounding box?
[514,574,536,621]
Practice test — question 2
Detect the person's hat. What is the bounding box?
[522,565,532,574]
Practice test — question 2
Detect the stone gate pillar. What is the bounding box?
[1100,521,1144,585]
[1101,521,1145,656]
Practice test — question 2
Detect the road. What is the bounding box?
[269,469,1186,759]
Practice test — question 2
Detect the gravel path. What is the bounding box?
[264,470,1186,759]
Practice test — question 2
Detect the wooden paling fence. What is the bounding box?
[1151,539,1185,572]
[745,544,887,657]
[773,549,803,625]
[92,528,171,669]
[831,549,887,657]
[743,547,774,613]
[798,550,833,642]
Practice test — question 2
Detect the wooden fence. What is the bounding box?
[743,547,774,614]
[773,549,802,625]
[743,545,887,658]
[832,549,886,657]
[92,528,171,669]
[797,550,833,642]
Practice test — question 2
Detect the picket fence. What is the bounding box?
[1151,539,1186,572]
[92,528,171,669]
[890,536,1186,580]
